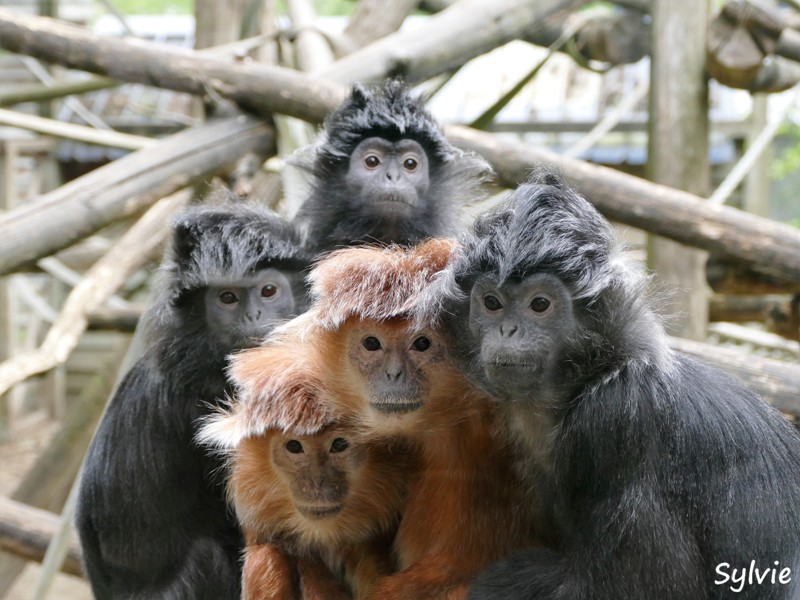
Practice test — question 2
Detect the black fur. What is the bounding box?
[293,79,491,252]
[76,202,310,600]
[428,172,800,599]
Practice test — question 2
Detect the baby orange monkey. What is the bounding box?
[200,348,413,600]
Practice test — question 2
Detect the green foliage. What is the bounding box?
[273,0,353,16]
[770,122,800,180]
[113,0,192,14]
[111,0,352,16]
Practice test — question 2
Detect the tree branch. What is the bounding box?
[0,498,82,578]
[0,116,273,275]
[0,191,189,397]
[2,9,800,283]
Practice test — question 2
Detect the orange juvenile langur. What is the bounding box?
[236,241,539,600]
[199,350,413,600]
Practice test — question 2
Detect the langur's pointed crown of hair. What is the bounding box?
[307,238,457,329]
[452,170,626,301]
[315,79,456,174]
[163,201,310,305]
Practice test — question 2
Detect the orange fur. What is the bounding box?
[202,348,414,599]
[223,242,539,599]
[242,543,294,600]
[322,322,537,599]
[308,239,456,329]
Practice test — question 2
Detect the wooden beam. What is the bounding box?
[0,116,274,275]
[646,0,711,340]
[0,498,82,578]
[2,10,800,283]
[670,337,800,416]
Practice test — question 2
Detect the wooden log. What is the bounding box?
[287,0,336,74]
[707,257,800,295]
[87,306,142,332]
[647,0,710,341]
[0,337,128,595]
[0,116,273,275]
[2,10,800,283]
[0,8,343,123]
[707,0,800,92]
[0,191,189,397]
[0,76,117,107]
[316,0,588,83]
[445,126,800,284]
[669,337,800,416]
[0,108,155,150]
[343,0,421,49]
[418,0,650,65]
[0,498,82,578]
[709,295,795,323]
[569,9,651,65]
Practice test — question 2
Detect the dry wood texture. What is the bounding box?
[0,498,82,578]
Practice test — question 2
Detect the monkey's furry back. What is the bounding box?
[293,80,492,249]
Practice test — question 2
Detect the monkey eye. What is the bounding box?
[285,440,304,454]
[219,291,238,305]
[330,438,349,453]
[364,155,381,169]
[362,336,382,351]
[403,157,418,171]
[483,295,502,311]
[261,284,278,298]
[411,336,431,352]
[530,297,551,313]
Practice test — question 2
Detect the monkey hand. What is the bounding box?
[363,559,470,600]
[344,540,394,600]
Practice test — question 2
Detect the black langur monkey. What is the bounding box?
[421,172,800,600]
[293,79,491,253]
[76,203,310,600]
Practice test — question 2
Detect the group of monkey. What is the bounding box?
[75,80,800,600]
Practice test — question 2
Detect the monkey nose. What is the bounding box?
[386,368,403,381]
[500,322,518,338]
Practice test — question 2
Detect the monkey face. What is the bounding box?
[204,268,297,351]
[468,273,575,400]
[346,319,445,418]
[345,137,431,215]
[270,426,367,521]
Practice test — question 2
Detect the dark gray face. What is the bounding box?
[468,273,575,400]
[345,137,430,216]
[204,268,296,350]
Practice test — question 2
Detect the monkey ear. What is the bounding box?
[171,218,201,264]
[350,83,370,108]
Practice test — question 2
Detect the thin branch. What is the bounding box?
[0,108,155,150]
[0,190,190,397]
[470,18,582,130]
[564,78,649,158]
[709,87,799,205]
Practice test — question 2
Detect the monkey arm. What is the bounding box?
[242,543,296,600]
[343,535,396,600]
[363,558,470,600]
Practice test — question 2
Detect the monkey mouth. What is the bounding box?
[298,505,344,519]
[371,400,423,414]
[374,193,414,209]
